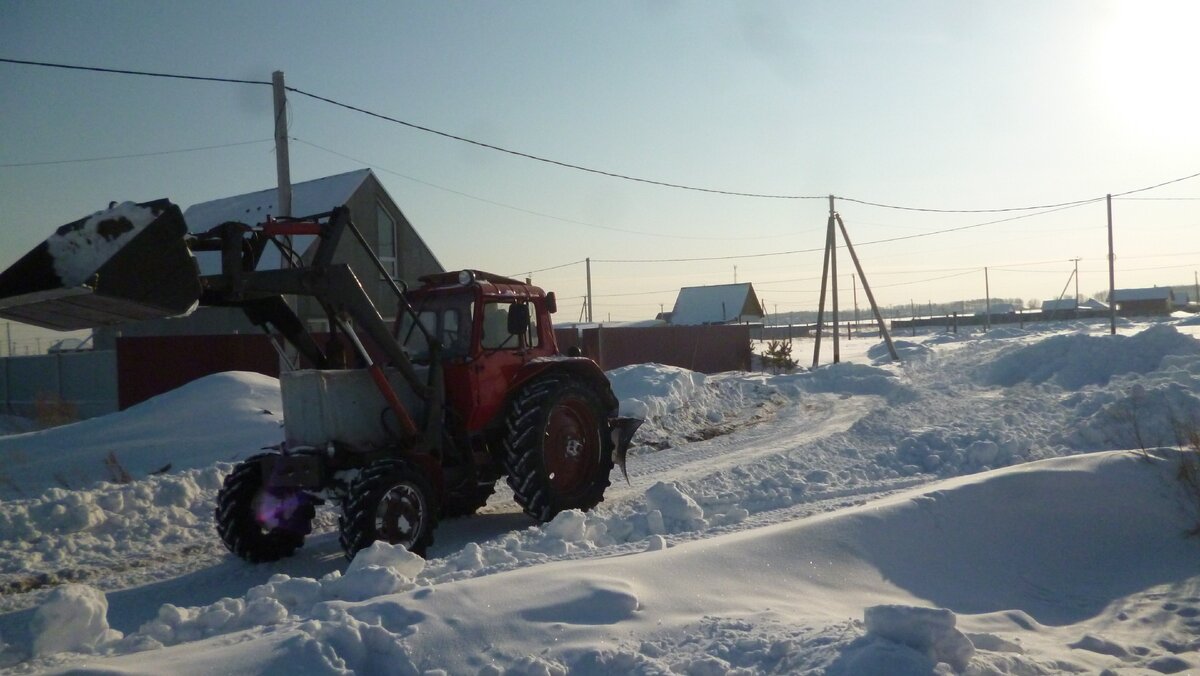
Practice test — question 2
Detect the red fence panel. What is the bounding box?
[554,324,751,374]
[116,335,279,409]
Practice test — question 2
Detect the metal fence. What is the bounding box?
[0,350,118,420]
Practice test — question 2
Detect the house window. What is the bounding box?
[377,203,397,280]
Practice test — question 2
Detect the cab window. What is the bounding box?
[480,301,540,350]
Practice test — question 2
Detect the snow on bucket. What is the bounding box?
[0,199,202,330]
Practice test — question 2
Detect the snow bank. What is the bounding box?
[35,449,1200,674]
[30,584,121,657]
[980,324,1200,389]
[47,202,160,286]
[0,371,283,500]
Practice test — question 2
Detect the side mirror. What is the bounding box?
[545,292,558,314]
[507,303,530,335]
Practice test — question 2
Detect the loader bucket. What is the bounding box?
[0,199,202,331]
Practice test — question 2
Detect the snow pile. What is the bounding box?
[980,323,1200,389]
[0,371,283,500]
[837,605,973,674]
[0,415,35,436]
[46,202,160,286]
[30,584,121,657]
[22,449,1199,675]
[609,363,784,450]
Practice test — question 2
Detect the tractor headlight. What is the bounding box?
[458,270,475,286]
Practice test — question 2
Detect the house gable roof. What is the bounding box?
[184,169,371,230]
[1041,299,1078,311]
[670,283,762,325]
[184,169,372,273]
[1112,287,1174,302]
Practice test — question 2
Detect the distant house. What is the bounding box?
[1040,298,1078,318]
[1041,298,1077,313]
[669,283,763,325]
[95,169,443,347]
[1080,298,1108,311]
[975,303,1017,316]
[1110,287,1174,316]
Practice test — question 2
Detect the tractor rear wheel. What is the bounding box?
[503,377,614,522]
[215,454,315,563]
[339,459,438,559]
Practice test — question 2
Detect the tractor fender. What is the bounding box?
[511,356,619,412]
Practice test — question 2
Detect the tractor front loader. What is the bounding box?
[0,199,641,561]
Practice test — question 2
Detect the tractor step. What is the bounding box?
[0,199,202,330]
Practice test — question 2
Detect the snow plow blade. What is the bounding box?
[0,199,201,331]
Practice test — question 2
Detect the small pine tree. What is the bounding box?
[763,340,797,373]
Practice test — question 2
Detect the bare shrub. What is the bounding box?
[34,393,78,429]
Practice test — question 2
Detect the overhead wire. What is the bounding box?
[5,58,1200,214]
[0,139,273,167]
[292,136,807,242]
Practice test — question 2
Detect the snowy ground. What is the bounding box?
[1,317,1199,674]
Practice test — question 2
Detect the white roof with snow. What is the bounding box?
[670,283,762,325]
[184,169,370,231]
[185,169,372,273]
[1112,287,1174,302]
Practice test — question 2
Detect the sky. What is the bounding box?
[2,0,1198,340]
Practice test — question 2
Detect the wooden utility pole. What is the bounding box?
[984,267,992,331]
[835,213,898,360]
[272,71,292,218]
[1107,194,1117,335]
[829,196,840,364]
[852,273,860,337]
[812,205,836,367]
[813,203,899,364]
[585,258,594,323]
[1071,258,1080,305]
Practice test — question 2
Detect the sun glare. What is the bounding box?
[1095,2,1200,140]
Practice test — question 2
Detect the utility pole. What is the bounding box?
[585,258,594,323]
[1194,271,1198,309]
[829,196,840,364]
[1071,258,1080,304]
[852,273,860,337]
[1107,194,1116,335]
[734,265,738,284]
[273,71,292,219]
[984,267,992,331]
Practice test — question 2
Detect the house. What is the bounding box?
[669,283,763,325]
[1110,287,1174,316]
[1040,298,1078,318]
[95,169,443,347]
[1080,298,1108,311]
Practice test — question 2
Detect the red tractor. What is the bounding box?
[0,200,641,561]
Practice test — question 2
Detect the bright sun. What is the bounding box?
[1095,1,1200,140]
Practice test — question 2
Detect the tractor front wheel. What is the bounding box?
[215,454,315,563]
[339,459,438,559]
[503,377,614,522]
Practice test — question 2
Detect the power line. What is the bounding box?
[285,86,826,200]
[0,57,270,85]
[0,138,273,167]
[592,199,1101,264]
[293,136,805,242]
[5,58,1200,212]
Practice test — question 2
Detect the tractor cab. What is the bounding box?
[395,270,558,365]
